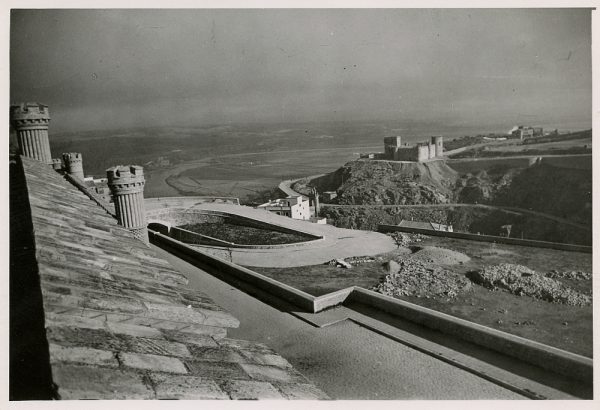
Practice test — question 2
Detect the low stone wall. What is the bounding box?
[149,230,316,312]
[447,154,591,173]
[377,224,592,253]
[149,229,593,385]
[348,288,592,384]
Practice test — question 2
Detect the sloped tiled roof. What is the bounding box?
[398,220,436,230]
[15,156,327,400]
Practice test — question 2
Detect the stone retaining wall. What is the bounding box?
[149,229,592,385]
[378,224,591,253]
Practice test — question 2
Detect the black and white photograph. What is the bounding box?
[5,2,597,404]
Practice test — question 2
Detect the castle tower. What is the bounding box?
[10,102,52,164]
[432,136,443,157]
[107,165,148,244]
[428,142,436,159]
[384,136,402,160]
[62,152,85,180]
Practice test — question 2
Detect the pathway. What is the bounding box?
[154,245,524,400]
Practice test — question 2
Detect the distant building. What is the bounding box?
[511,126,543,140]
[374,136,444,162]
[323,191,337,201]
[257,195,310,220]
[398,220,453,232]
[157,156,170,167]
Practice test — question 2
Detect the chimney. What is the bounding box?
[62,152,85,180]
[10,102,52,164]
[51,158,63,172]
[107,165,148,244]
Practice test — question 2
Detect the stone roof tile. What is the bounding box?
[17,156,327,400]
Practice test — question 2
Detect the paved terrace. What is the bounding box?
[10,155,327,400]
[146,201,397,267]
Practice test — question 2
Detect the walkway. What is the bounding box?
[154,245,524,400]
[147,202,398,267]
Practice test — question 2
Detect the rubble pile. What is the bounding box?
[406,246,470,265]
[344,255,378,265]
[374,259,472,299]
[468,263,591,306]
[326,259,352,269]
[326,255,382,268]
[546,270,592,281]
[388,232,427,247]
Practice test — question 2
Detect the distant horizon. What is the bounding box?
[14,116,590,141]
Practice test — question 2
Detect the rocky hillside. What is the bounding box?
[296,156,591,228]
[294,160,459,205]
[319,205,591,245]
[494,163,592,225]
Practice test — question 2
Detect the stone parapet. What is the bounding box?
[10,102,51,128]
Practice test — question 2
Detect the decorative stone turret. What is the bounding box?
[107,165,148,244]
[51,158,63,172]
[10,102,52,164]
[62,152,84,180]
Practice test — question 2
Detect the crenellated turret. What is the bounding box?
[10,102,52,164]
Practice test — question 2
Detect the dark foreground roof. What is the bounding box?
[11,156,327,400]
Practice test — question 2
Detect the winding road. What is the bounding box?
[279,177,590,232]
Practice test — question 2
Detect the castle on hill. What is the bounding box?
[360,135,444,162]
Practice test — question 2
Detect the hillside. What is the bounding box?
[319,206,590,245]
[294,160,459,205]
[494,163,592,225]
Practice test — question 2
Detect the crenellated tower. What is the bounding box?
[62,152,85,180]
[10,102,52,164]
[107,165,148,244]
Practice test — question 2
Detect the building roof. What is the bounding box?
[12,155,327,400]
[398,220,451,231]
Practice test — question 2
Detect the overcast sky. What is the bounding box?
[10,9,592,133]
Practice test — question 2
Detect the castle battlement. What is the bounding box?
[10,102,51,124]
[107,165,145,186]
[62,152,82,161]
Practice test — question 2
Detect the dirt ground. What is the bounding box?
[251,236,592,357]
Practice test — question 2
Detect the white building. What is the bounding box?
[257,195,310,220]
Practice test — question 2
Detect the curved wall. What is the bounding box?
[146,205,323,250]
